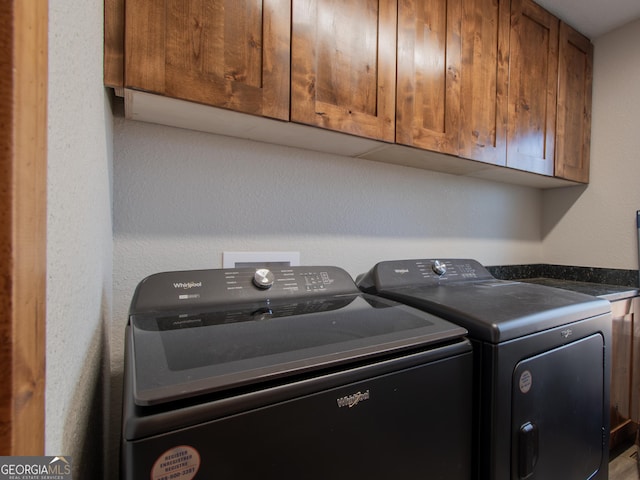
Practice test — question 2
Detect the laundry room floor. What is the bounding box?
[610,442,640,480]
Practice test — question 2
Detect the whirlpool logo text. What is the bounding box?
[173,282,202,289]
[336,390,370,408]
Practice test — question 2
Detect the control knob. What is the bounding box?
[432,260,447,276]
[253,268,275,289]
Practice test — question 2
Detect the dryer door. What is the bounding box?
[511,333,605,480]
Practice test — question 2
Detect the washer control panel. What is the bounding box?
[130,266,360,313]
[226,268,341,295]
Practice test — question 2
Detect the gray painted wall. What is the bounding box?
[542,19,640,269]
[47,1,113,478]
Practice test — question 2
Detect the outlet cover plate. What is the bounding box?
[223,251,300,268]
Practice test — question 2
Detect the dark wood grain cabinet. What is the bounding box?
[610,297,640,450]
[393,0,593,178]
[396,0,593,183]
[396,0,510,165]
[556,22,593,183]
[290,0,397,142]
[124,0,291,120]
[458,0,511,165]
[506,0,558,176]
[107,0,594,186]
[395,0,461,155]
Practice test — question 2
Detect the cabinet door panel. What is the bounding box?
[292,0,397,142]
[632,297,640,424]
[396,0,461,154]
[458,0,509,165]
[125,0,291,120]
[609,298,638,449]
[611,301,632,428]
[555,22,593,183]
[507,0,558,175]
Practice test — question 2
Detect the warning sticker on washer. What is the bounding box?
[519,370,533,394]
[151,445,200,480]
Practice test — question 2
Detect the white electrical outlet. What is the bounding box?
[223,251,300,268]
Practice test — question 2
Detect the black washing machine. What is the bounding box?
[121,266,473,479]
[357,258,612,480]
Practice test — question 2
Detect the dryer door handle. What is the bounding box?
[518,421,538,479]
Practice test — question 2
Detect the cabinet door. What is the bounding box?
[632,297,640,424]
[555,22,593,183]
[506,0,558,175]
[610,298,636,449]
[611,299,632,430]
[125,0,291,120]
[396,0,461,154]
[458,0,510,165]
[291,0,397,142]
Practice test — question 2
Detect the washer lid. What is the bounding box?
[129,293,468,406]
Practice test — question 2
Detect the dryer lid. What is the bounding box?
[357,259,611,343]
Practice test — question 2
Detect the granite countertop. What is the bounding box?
[487,264,640,302]
[517,277,639,302]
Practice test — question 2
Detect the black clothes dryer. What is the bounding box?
[121,266,473,480]
[357,258,612,480]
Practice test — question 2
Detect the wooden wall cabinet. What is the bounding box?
[107,0,594,187]
[555,22,593,183]
[506,0,558,176]
[396,0,510,165]
[458,0,511,165]
[290,0,397,142]
[610,296,640,450]
[395,0,461,155]
[394,0,594,179]
[124,0,291,120]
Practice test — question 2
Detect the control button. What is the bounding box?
[251,307,273,321]
[253,269,275,289]
[432,260,447,276]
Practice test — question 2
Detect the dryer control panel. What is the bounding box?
[358,258,495,291]
[130,266,360,313]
